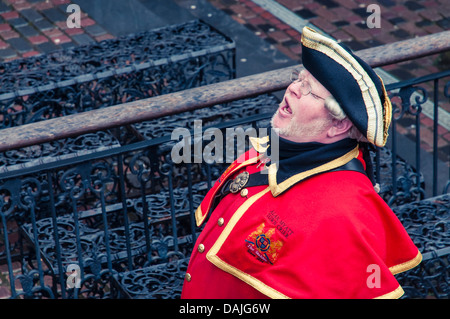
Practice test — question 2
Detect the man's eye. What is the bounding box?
[311,93,320,99]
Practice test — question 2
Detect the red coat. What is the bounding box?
[181,146,421,299]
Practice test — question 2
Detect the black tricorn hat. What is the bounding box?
[301,27,392,147]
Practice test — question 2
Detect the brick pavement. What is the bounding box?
[207,0,450,163]
[0,0,113,61]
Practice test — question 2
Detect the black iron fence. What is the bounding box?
[0,94,280,299]
[0,19,235,128]
[381,70,450,203]
[0,24,448,299]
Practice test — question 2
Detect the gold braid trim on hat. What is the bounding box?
[377,75,392,146]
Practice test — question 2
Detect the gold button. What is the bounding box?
[185,273,191,282]
[198,244,205,253]
[217,217,224,227]
[240,188,248,197]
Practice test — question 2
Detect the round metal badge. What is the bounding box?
[229,171,249,194]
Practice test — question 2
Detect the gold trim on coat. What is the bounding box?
[205,184,420,299]
[268,146,360,197]
[389,251,422,275]
[206,187,290,299]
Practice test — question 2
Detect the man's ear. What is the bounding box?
[327,118,353,138]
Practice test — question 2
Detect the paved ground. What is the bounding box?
[0,0,448,164]
[0,0,113,59]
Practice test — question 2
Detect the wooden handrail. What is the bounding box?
[0,30,449,152]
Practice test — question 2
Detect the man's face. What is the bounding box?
[271,70,333,143]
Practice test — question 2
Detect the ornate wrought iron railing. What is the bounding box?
[0,19,235,128]
[380,70,450,203]
[0,27,448,299]
[0,19,236,173]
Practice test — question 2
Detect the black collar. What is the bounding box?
[265,131,359,185]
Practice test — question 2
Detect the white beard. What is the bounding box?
[270,109,331,140]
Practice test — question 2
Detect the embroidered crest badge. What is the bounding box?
[245,223,283,265]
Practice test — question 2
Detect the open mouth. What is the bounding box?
[279,99,293,116]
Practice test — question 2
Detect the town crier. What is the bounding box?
[181,26,421,299]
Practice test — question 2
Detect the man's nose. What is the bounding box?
[288,81,303,99]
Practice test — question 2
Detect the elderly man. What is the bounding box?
[181,27,421,299]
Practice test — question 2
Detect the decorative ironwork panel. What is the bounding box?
[0,20,235,127]
[113,258,189,299]
[394,194,450,299]
[20,187,203,272]
[0,19,236,176]
[373,147,425,207]
[0,131,121,174]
